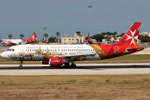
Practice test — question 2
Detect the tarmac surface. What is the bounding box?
[0,63,150,75]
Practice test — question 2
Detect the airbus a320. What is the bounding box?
[1,22,144,68]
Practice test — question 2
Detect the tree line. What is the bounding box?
[138,35,150,42]
[89,32,150,42]
[89,32,119,42]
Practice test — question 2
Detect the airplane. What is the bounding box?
[1,22,144,68]
[1,32,37,46]
[84,33,97,44]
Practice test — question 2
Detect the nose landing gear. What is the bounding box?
[19,57,23,68]
[19,60,23,68]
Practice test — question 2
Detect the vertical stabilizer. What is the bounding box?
[116,22,141,48]
[29,32,36,41]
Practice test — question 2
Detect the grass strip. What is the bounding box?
[0,75,150,100]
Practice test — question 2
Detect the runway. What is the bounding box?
[0,63,150,75]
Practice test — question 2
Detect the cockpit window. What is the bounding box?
[7,49,14,51]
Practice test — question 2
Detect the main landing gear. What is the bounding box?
[19,60,23,68]
[64,62,76,68]
[71,63,76,68]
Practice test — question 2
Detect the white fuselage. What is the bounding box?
[1,44,100,61]
[2,39,22,45]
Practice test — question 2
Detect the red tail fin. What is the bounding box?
[116,22,141,48]
[29,32,36,41]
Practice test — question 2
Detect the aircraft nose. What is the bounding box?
[1,52,9,59]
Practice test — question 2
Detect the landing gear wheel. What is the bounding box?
[71,63,76,68]
[64,63,70,67]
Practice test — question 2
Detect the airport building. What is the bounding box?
[61,32,85,44]
[140,32,150,37]
[102,35,121,44]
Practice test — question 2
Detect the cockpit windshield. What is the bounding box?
[7,49,14,51]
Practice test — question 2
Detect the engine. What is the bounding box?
[42,57,64,67]
[49,57,64,67]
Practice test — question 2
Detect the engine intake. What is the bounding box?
[42,57,64,67]
[49,57,64,67]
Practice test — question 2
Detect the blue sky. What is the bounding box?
[0,0,149,39]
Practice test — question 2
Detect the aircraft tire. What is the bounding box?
[71,63,76,68]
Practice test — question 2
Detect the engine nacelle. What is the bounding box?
[49,57,64,67]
